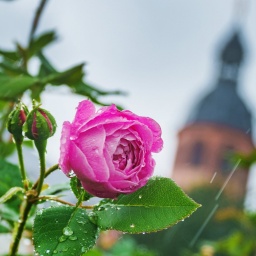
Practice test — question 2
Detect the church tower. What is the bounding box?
[171,30,254,199]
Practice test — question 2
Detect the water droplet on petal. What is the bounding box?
[68,170,75,178]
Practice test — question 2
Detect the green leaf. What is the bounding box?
[0,186,24,204]
[82,248,103,256]
[0,222,11,233]
[70,177,92,201]
[0,49,20,61]
[0,204,19,222]
[0,141,16,158]
[0,73,38,100]
[42,64,84,86]
[33,206,99,255]
[28,31,57,57]
[93,177,200,234]
[0,158,23,209]
[0,58,27,76]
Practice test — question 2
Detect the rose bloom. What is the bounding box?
[59,100,163,198]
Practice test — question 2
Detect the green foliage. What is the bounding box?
[0,2,201,255]
[0,187,24,204]
[31,177,200,255]
[93,177,200,233]
[0,158,23,209]
[132,186,245,256]
[0,73,38,100]
[33,206,100,255]
[107,237,156,256]
[28,31,57,58]
[70,177,93,202]
[0,29,124,105]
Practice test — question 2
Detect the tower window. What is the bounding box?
[190,142,204,166]
[219,146,234,174]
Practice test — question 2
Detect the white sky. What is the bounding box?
[1,0,256,179]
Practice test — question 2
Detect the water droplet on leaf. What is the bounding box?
[69,235,77,241]
[63,226,73,236]
[59,235,67,242]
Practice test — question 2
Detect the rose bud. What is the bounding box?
[59,100,163,199]
[24,106,57,141]
[7,102,28,143]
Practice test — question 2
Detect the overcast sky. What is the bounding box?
[1,0,256,179]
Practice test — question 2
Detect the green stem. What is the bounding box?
[16,142,28,190]
[28,0,49,46]
[32,163,59,190]
[34,139,47,195]
[9,199,33,256]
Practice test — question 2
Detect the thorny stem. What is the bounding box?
[9,139,47,254]
[9,199,33,256]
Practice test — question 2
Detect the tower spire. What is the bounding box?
[219,31,244,82]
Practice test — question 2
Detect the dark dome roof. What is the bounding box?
[220,32,244,64]
[188,80,252,134]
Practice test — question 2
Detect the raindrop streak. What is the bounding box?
[190,204,219,247]
[210,172,217,183]
[215,159,241,201]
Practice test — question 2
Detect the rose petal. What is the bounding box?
[75,126,110,181]
[73,100,96,130]
[58,121,71,175]
[68,141,96,180]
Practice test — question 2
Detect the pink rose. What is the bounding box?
[59,100,163,198]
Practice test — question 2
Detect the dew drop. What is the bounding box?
[63,226,73,236]
[81,246,86,253]
[59,235,67,242]
[62,246,68,252]
[130,224,135,228]
[68,170,75,178]
[138,195,142,199]
[53,250,58,254]
[69,235,77,241]
[36,209,43,216]
[46,249,50,254]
